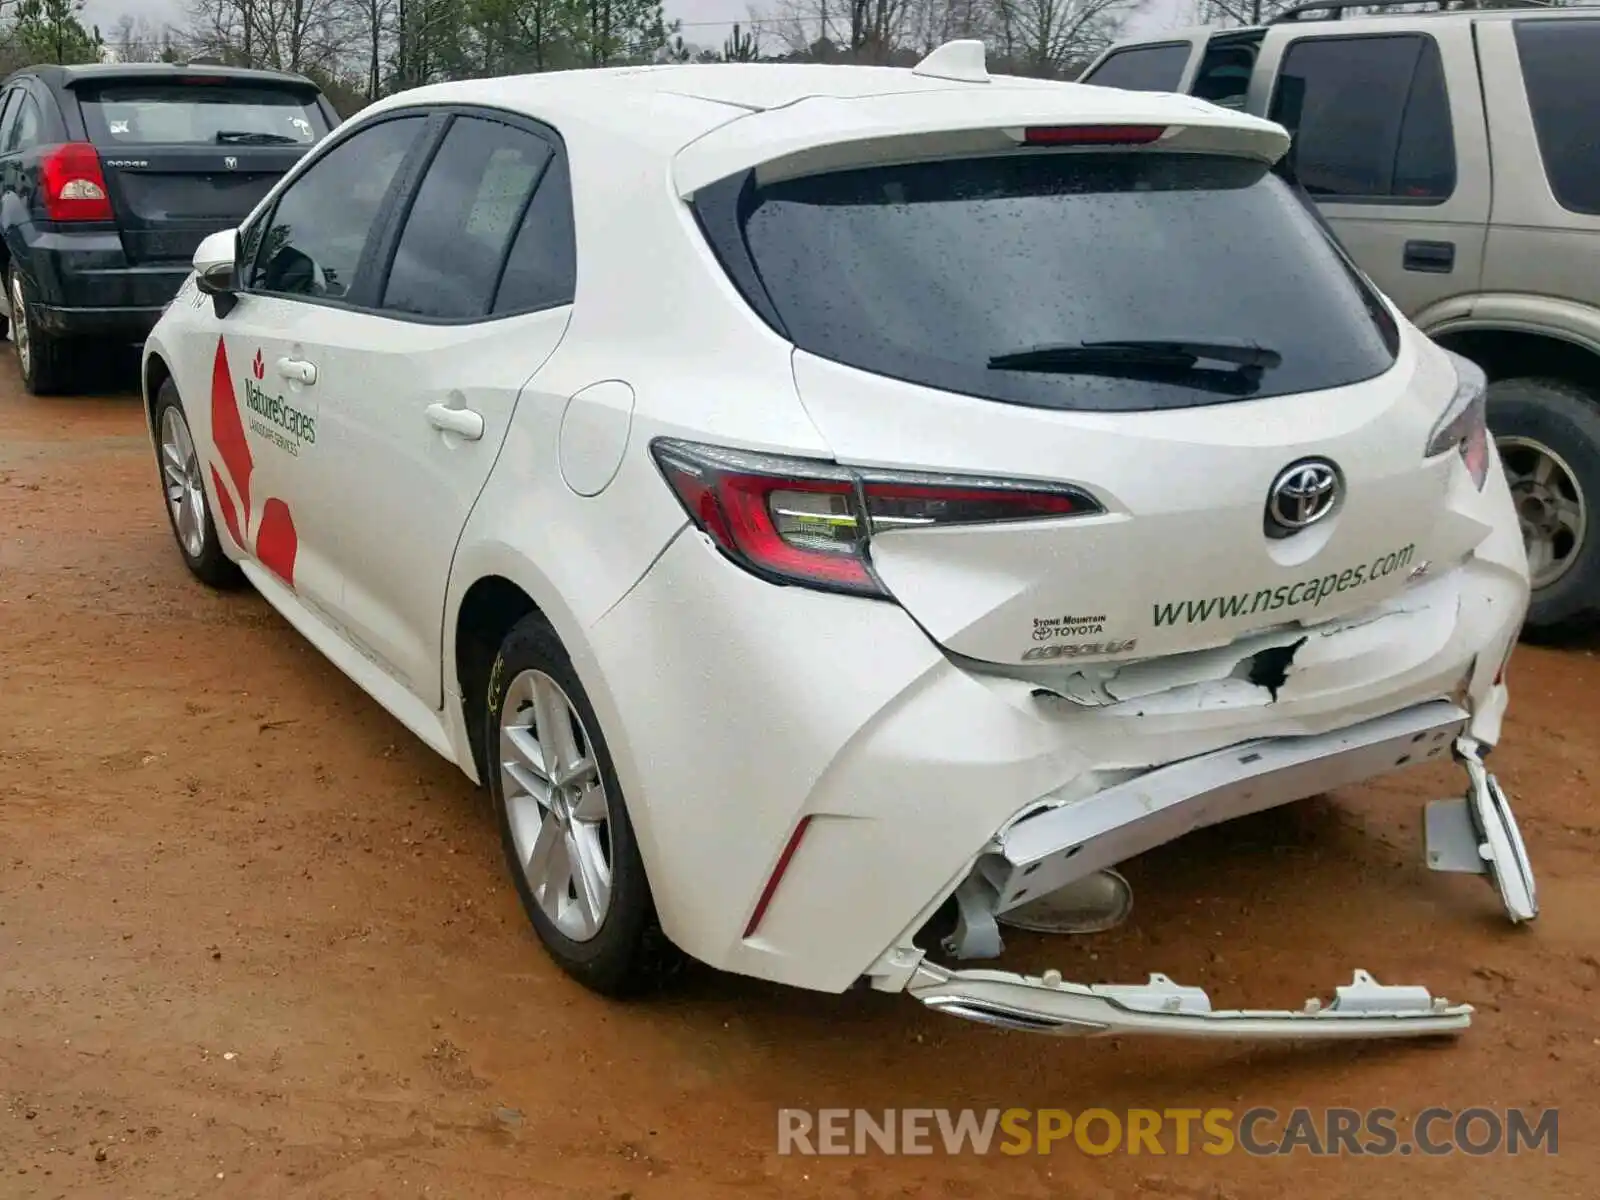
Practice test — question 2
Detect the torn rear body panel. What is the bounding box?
[854,506,1534,1044]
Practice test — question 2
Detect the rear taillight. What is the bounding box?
[1021,124,1167,146]
[39,142,113,222]
[1426,351,1490,490]
[650,438,1101,597]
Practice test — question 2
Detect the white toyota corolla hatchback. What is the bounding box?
[142,42,1537,1043]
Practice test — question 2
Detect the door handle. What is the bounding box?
[425,402,484,441]
[1402,239,1455,274]
[277,356,317,385]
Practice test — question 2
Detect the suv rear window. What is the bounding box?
[699,152,1399,412]
[79,82,328,147]
[1513,17,1600,216]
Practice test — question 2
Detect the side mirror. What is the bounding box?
[193,228,240,317]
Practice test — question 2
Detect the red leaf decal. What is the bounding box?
[252,349,265,380]
[210,337,253,521]
[210,465,243,547]
[256,498,298,587]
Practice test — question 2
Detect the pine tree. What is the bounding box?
[14,0,101,65]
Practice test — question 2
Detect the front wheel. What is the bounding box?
[153,379,243,589]
[1488,376,1600,637]
[486,612,680,996]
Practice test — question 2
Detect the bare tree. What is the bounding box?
[902,0,991,54]
[992,0,1141,76]
[186,0,359,72]
[767,0,916,60]
[110,14,159,61]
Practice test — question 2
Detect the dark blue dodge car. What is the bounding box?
[0,61,338,393]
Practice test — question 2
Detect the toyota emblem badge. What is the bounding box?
[1266,458,1341,533]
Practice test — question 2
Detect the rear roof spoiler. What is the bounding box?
[672,88,1291,196]
[60,66,319,91]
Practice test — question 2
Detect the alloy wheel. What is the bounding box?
[1499,435,1588,590]
[499,669,615,942]
[159,405,207,560]
[10,273,28,378]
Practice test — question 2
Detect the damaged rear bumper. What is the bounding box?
[877,698,1535,1043]
[987,700,1464,916]
[908,964,1472,1039]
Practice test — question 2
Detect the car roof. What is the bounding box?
[365,59,1279,165]
[13,62,321,90]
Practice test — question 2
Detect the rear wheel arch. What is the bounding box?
[1431,327,1600,635]
[1432,326,1600,395]
[453,574,544,784]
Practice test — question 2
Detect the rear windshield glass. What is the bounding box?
[711,152,1399,412]
[79,82,328,147]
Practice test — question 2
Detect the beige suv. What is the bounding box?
[1081,0,1600,637]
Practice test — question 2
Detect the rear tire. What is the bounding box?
[486,612,680,997]
[1487,376,1600,638]
[9,267,73,396]
[153,378,243,590]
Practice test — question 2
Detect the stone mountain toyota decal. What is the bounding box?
[209,336,299,587]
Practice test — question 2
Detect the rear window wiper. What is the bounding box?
[215,130,301,145]
[987,337,1283,372]
[986,338,1282,397]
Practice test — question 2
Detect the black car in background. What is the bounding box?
[0,61,340,393]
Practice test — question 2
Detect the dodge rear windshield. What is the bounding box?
[79,82,328,147]
[704,152,1400,411]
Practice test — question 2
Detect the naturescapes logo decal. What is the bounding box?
[243,348,316,457]
[1153,544,1418,628]
[209,336,298,587]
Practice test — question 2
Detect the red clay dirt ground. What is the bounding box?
[1,357,1596,1200]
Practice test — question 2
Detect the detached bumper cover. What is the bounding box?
[888,699,1536,1043]
[909,965,1472,1039]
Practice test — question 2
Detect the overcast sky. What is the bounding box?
[81,0,1190,57]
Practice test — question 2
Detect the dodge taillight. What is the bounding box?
[651,438,1101,597]
[39,142,113,222]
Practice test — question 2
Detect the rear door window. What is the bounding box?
[1269,34,1455,202]
[379,115,553,321]
[1080,43,1192,92]
[5,94,39,153]
[491,151,576,314]
[699,152,1399,413]
[1513,17,1600,216]
[0,90,20,150]
[79,81,328,148]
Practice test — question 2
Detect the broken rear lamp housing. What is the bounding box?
[1426,352,1490,490]
[650,438,1101,597]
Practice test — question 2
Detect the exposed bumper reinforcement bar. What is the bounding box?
[908,964,1472,1040]
[986,700,1467,917]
